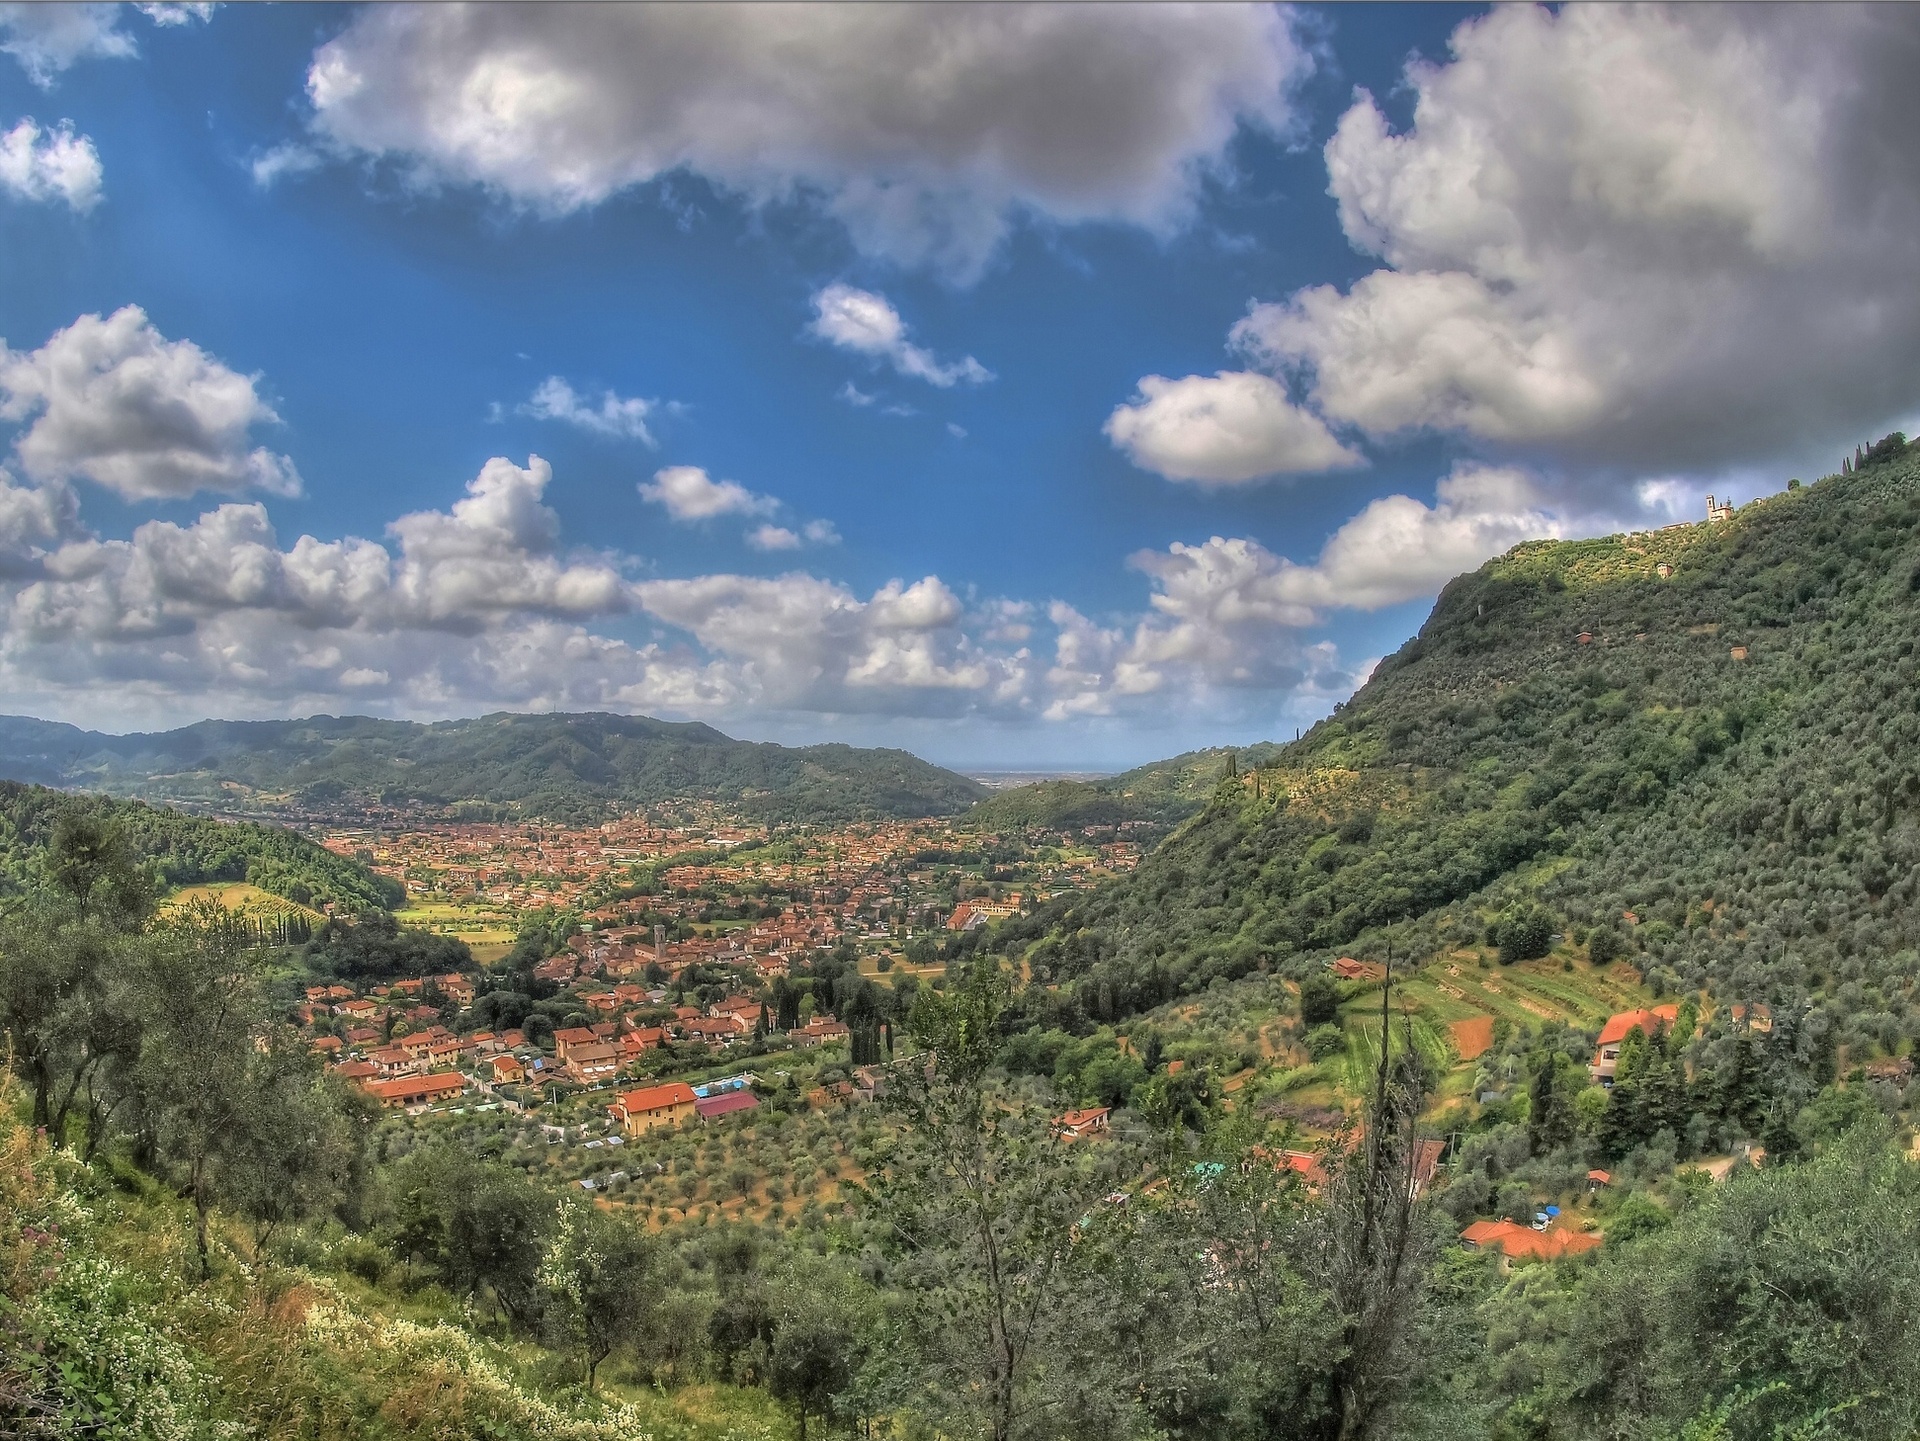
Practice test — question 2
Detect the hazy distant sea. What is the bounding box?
[963,770,1113,791]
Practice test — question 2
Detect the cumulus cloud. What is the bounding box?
[136,4,215,26]
[0,3,134,85]
[640,465,775,522]
[746,524,800,552]
[303,3,1311,279]
[1105,370,1361,484]
[521,375,658,443]
[1235,5,1920,472]
[0,307,299,501]
[0,118,102,209]
[810,284,989,387]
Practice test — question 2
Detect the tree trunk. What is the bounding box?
[191,1153,213,1280]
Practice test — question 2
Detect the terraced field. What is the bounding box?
[1265,944,1657,1131]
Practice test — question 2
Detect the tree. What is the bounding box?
[129,901,272,1277]
[539,1200,662,1391]
[764,1253,881,1440]
[1526,1051,1577,1156]
[1300,975,1342,1027]
[0,813,153,1146]
[874,964,1124,1441]
[1300,979,1441,1440]
[1495,907,1553,965]
[388,1147,553,1325]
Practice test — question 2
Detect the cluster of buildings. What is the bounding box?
[306,968,855,1116]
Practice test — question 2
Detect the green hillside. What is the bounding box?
[989,442,1920,1043]
[0,781,400,912]
[0,711,986,824]
[964,743,1288,834]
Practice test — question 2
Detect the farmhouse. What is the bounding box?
[1588,1005,1681,1085]
[613,1081,698,1135]
[365,1072,467,1110]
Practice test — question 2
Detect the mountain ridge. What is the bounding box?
[973,442,1920,1042]
[0,709,987,825]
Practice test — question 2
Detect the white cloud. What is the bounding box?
[0,118,101,210]
[136,4,215,26]
[303,4,1311,279]
[801,520,840,546]
[0,307,299,501]
[746,524,799,552]
[249,142,322,189]
[640,465,775,522]
[1235,5,1920,472]
[836,382,877,408]
[1105,370,1362,485]
[810,284,990,387]
[0,4,133,85]
[521,375,658,443]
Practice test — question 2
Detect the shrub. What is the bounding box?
[1306,1025,1346,1061]
[1299,975,1341,1027]
[1496,907,1554,965]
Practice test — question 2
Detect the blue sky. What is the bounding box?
[2,4,1918,768]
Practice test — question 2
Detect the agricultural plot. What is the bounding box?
[1276,949,1659,1129]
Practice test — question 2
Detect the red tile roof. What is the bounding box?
[1596,1004,1680,1047]
[1460,1219,1603,1260]
[618,1081,697,1115]
[695,1090,760,1121]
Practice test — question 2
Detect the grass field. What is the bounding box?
[394,899,515,946]
[167,882,325,921]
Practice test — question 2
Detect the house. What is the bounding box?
[695,1090,760,1123]
[1053,1106,1111,1138]
[565,1042,621,1085]
[617,1028,666,1063]
[1330,957,1383,981]
[553,1024,614,1062]
[1588,1004,1681,1085]
[365,1072,467,1110]
[311,1035,343,1056]
[792,1015,850,1046]
[332,1059,379,1083]
[491,1054,526,1085]
[1586,1169,1612,1190]
[685,1016,747,1044]
[613,1081,698,1135]
[1276,1149,1328,1190]
[1459,1219,1602,1262]
[499,1029,526,1049]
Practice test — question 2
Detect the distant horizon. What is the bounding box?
[0,706,1223,779]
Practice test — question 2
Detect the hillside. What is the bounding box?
[991,442,1920,1044]
[0,711,987,825]
[0,781,400,912]
[964,742,1288,834]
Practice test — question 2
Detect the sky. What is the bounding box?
[2,3,1919,769]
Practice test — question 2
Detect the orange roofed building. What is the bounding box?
[365,1072,467,1110]
[1460,1219,1602,1262]
[613,1081,697,1135]
[1589,1004,1681,1085]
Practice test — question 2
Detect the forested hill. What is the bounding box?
[991,439,1920,1036]
[0,782,400,911]
[964,742,1291,833]
[0,711,986,824]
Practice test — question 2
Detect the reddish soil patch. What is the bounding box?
[1450,1016,1495,1061]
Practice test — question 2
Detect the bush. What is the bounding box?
[1496,907,1553,965]
[1299,975,1341,1027]
[1605,1192,1671,1243]
[1306,1024,1346,1060]
[1587,925,1625,965]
